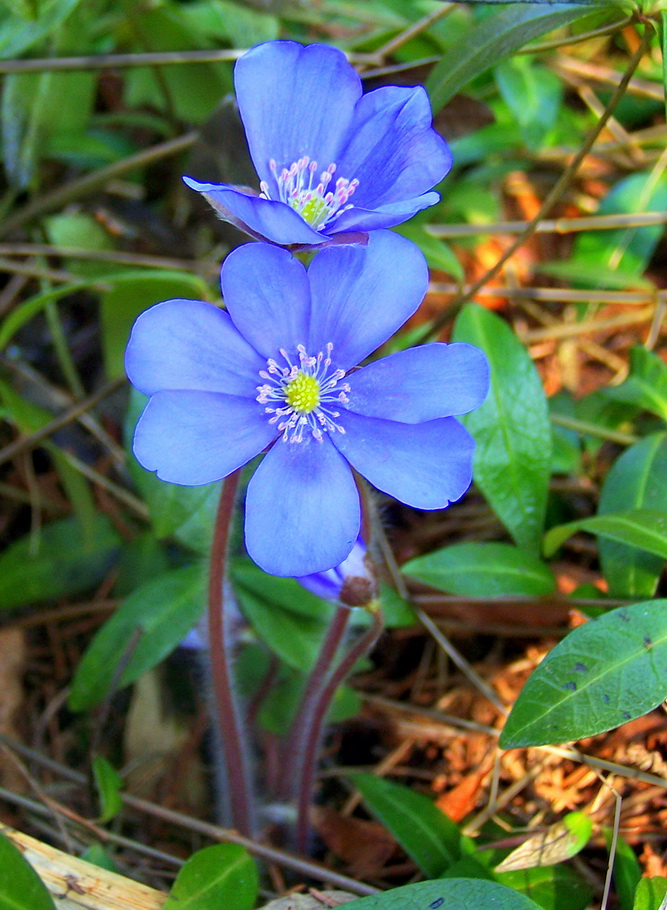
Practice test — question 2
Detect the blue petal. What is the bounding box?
[332,412,475,509]
[125,299,263,398]
[244,436,360,576]
[345,343,490,423]
[330,193,441,233]
[182,178,327,246]
[133,391,275,486]
[221,243,312,359]
[234,41,361,190]
[337,86,452,210]
[307,230,428,369]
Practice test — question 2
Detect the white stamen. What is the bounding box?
[259,157,359,231]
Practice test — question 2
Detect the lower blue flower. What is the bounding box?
[125,231,489,576]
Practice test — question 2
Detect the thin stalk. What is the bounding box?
[279,606,351,803]
[207,470,253,836]
[417,28,653,343]
[295,608,385,854]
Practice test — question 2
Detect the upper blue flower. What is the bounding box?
[125,231,488,576]
[183,41,452,249]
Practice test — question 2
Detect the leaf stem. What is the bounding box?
[208,470,253,835]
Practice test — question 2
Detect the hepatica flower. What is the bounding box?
[184,41,451,249]
[125,231,489,576]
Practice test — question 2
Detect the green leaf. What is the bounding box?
[494,812,592,872]
[495,56,563,151]
[544,509,667,561]
[453,303,551,553]
[426,3,608,113]
[598,433,667,598]
[605,347,667,421]
[68,565,205,712]
[163,844,258,910]
[91,755,124,824]
[403,542,555,598]
[350,773,463,877]
[494,863,593,910]
[79,843,120,873]
[101,272,210,379]
[633,876,667,910]
[342,878,542,910]
[0,515,120,612]
[662,11,667,122]
[500,600,667,748]
[0,832,56,910]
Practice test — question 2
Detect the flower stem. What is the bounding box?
[295,607,385,854]
[208,469,253,835]
[280,606,351,802]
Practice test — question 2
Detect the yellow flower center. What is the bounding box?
[285,372,321,413]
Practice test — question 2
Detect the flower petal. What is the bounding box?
[345,343,490,423]
[329,193,441,234]
[221,243,313,359]
[307,230,428,369]
[337,86,452,210]
[182,178,327,246]
[332,412,475,509]
[234,41,361,189]
[133,391,275,486]
[125,299,263,398]
[245,436,360,576]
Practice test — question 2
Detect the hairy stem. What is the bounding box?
[208,470,253,835]
[295,607,385,854]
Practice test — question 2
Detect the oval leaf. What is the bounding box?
[453,303,551,554]
[403,542,555,598]
[598,433,667,598]
[0,833,56,910]
[92,755,124,824]
[544,509,667,560]
[350,773,463,877]
[69,565,205,712]
[500,600,667,748]
[343,878,542,910]
[163,844,258,910]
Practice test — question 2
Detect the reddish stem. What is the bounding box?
[208,470,253,835]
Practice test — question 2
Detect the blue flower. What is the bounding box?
[183,41,451,249]
[125,231,488,576]
[296,536,373,606]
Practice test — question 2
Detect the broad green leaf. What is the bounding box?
[495,56,562,151]
[163,844,258,910]
[544,509,667,561]
[69,565,206,711]
[500,600,667,748]
[495,863,593,910]
[0,832,56,910]
[343,878,542,910]
[45,212,117,279]
[403,542,555,598]
[79,843,120,873]
[426,3,608,113]
[92,755,123,824]
[0,515,120,612]
[494,812,592,872]
[605,347,667,421]
[598,433,667,598]
[633,876,667,910]
[101,271,210,379]
[350,773,463,877]
[453,303,551,553]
